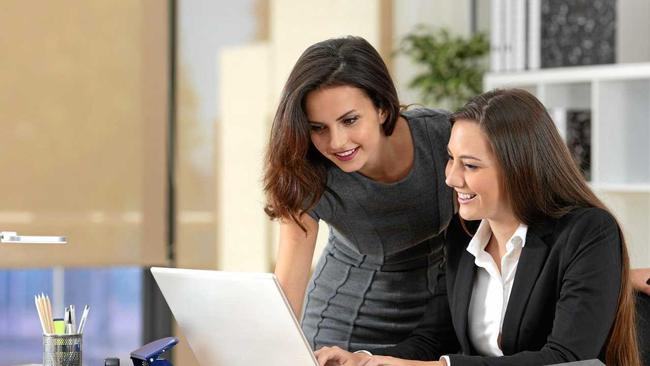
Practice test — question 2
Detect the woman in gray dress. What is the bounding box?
[263,36,453,351]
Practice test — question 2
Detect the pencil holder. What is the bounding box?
[43,333,82,366]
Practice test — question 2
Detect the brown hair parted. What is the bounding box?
[451,88,640,366]
[263,36,401,230]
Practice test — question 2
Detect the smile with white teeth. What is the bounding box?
[334,148,357,157]
[458,192,476,200]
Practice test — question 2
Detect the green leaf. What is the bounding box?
[398,26,489,110]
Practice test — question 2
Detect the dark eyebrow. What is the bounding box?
[308,109,357,125]
[336,109,357,121]
[447,148,482,161]
[459,155,482,161]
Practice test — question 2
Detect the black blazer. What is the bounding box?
[373,207,623,366]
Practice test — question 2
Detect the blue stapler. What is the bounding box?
[130,337,178,366]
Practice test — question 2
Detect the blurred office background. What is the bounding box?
[1,0,648,365]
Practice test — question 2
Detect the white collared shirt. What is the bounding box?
[467,219,528,356]
[442,219,528,365]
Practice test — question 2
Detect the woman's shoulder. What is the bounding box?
[559,206,617,230]
[402,107,451,146]
[544,207,620,252]
[402,107,450,122]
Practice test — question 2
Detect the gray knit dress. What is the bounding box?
[302,108,454,351]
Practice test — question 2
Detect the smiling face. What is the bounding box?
[445,119,513,222]
[305,85,386,174]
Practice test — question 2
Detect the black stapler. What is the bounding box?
[130,337,178,366]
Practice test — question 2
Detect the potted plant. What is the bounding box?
[398,26,489,110]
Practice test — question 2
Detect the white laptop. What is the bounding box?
[150,267,318,366]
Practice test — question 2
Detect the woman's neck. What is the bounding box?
[487,215,521,255]
[361,116,413,182]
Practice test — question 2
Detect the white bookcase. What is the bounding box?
[485,62,650,268]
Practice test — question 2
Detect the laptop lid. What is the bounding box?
[151,267,318,366]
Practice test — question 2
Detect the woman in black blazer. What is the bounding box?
[315,89,640,366]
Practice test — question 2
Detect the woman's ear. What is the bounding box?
[379,109,387,124]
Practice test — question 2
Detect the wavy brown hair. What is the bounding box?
[263,36,401,231]
[451,88,640,366]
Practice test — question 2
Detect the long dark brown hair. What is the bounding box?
[451,88,639,366]
[263,36,401,230]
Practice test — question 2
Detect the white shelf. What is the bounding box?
[485,62,650,88]
[591,183,650,193]
[485,63,650,267]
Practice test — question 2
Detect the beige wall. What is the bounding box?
[269,0,385,99]
[173,0,265,271]
[217,43,273,271]
[0,0,168,267]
